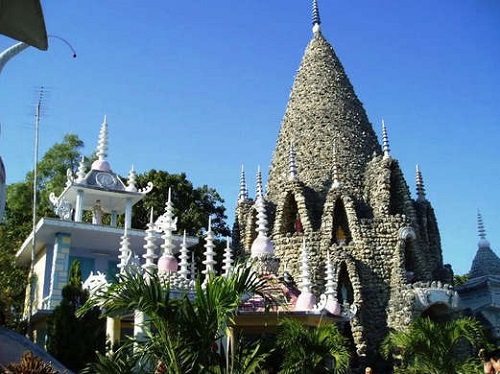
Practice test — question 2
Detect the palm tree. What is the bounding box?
[78,263,275,373]
[275,318,350,374]
[381,316,486,374]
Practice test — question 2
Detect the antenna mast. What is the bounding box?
[28,87,44,334]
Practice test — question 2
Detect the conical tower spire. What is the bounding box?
[416,165,427,201]
[288,142,298,181]
[299,238,311,294]
[382,119,391,160]
[238,165,249,203]
[156,188,179,274]
[250,170,275,257]
[266,11,381,208]
[312,0,321,34]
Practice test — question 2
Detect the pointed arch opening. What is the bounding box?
[280,193,303,235]
[337,262,354,305]
[331,199,351,246]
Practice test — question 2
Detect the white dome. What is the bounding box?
[91,159,111,172]
[250,235,274,256]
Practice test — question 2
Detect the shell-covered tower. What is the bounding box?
[233,1,454,365]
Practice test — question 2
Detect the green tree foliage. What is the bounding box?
[46,260,105,372]
[78,263,275,373]
[0,134,84,329]
[275,318,350,374]
[453,273,469,287]
[132,170,229,237]
[381,316,486,374]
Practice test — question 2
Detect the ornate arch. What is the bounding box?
[273,186,311,236]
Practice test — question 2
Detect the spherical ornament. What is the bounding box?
[158,255,178,273]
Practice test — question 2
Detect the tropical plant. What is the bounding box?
[275,318,350,374]
[78,262,276,373]
[0,350,66,374]
[381,316,486,374]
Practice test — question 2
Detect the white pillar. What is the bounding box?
[125,197,132,229]
[110,210,118,227]
[74,189,84,222]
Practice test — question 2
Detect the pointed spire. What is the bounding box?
[222,237,234,277]
[156,188,179,274]
[415,165,427,201]
[202,216,217,278]
[96,115,108,161]
[382,119,391,160]
[126,165,138,192]
[238,165,249,203]
[256,166,263,200]
[142,208,158,279]
[312,0,321,34]
[76,156,86,182]
[324,250,337,300]
[288,142,298,181]
[178,231,190,280]
[477,210,490,249]
[299,237,312,294]
[118,226,134,274]
[332,145,340,189]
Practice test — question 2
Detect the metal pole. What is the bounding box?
[27,88,43,337]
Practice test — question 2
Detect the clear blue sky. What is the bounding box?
[1,1,499,276]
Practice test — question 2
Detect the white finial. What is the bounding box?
[222,237,234,277]
[178,230,190,280]
[97,115,108,161]
[202,216,217,279]
[332,145,340,189]
[155,188,179,274]
[76,156,86,182]
[416,165,427,201]
[126,165,137,192]
[382,119,391,160]
[477,210,490,249]
[142,208,158,279]
[289,142,298,181]
[238,165,249,203]
[256,166,263,199]
[299,237,312,294]
[118,226,137,275]
[324,250,337,300]
[312,0,321,33]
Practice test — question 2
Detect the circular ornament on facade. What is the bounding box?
[96,172,116,188]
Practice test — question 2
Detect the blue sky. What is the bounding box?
[1,1,499,275]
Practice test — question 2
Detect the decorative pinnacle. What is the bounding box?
[299,237,312,293]
[142,208,158,278]
[126,165,137,192]
[178,230,190,280]
[324,250,337,300]
[382,119,391,160]
[256,166,263,200]
[312,0,321,33]
[289,142,298,181]
[238,165,249,203]
[477,210,487,240]
[76,156,86,182]
[332,145,340,189]
[96,115,108,161]
[202,216,217,276]
[222,236,234,277]
[415,165,427,201]
[477,210,491,249]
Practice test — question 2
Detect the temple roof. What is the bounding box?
[266,11,381,202]
[468,212,500,279]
